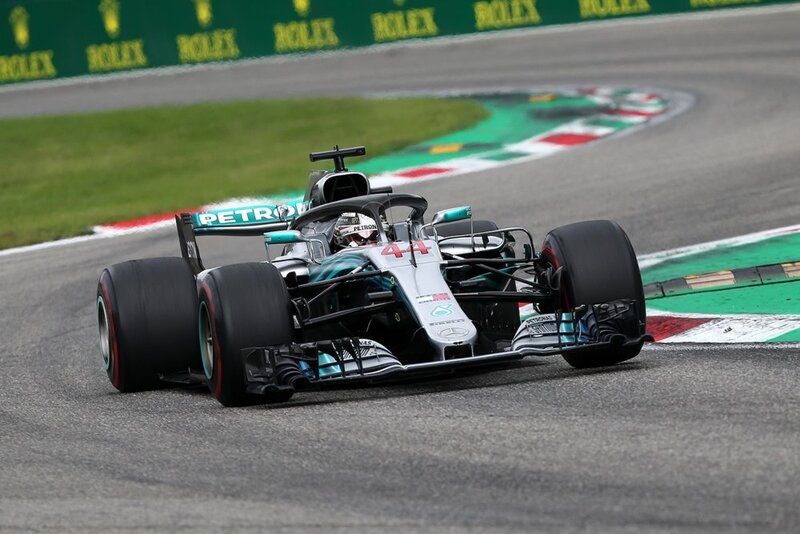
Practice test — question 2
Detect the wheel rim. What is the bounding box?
[97,295,111,370]
[198,302,214,380]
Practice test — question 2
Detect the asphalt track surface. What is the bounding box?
[2,7,799,532]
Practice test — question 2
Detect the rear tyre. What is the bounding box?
[542,220,645,369]
[198,263,295,407]
[97,258,200,392]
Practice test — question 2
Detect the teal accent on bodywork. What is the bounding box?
[459,265,517,291]
[559,313,575,333]
[308,253,394,296]
[444,206,472,222]
[318,353,340,378]
[264,230,305,244]
[298,360,315,379]
[431,304,453,317]
[309,254,371,282]
[559,312,577,344]
[192,199,307,228]
[434,206,472,224]
[370,275,395,292]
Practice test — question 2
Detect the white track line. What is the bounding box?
[637,224,800,269]
[654,315,800,343]
[0,231,131,258]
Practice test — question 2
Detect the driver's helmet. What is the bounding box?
[332,212,379,249]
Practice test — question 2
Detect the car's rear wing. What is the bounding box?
[175,199,307,273]
[189,199,307,235]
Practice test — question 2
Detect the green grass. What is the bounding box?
[0,97,487,249]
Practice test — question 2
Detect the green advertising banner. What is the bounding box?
[1,0,796,85]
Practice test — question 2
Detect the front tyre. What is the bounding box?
[542,220,646,368]
[97,258,200,392]
[198,263,295,407]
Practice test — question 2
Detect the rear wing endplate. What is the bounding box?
[175,199,308,274]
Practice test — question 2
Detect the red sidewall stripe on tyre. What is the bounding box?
[541,245,571,311]
[99,282,121,389]
[200,283,223,400]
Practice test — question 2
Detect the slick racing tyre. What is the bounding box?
[97,257,200,392]
[198,263,295,407]
[542,220,646,368]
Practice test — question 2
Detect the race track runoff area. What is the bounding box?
[641,226,800,342]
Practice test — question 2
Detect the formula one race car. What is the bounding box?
[97,146,651,406]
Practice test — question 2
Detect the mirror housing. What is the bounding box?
[264,230,306,245]
[430,206,472,226]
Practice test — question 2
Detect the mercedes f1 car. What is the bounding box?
[97,146,651,406]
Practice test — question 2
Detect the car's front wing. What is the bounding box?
[242,300,651,396]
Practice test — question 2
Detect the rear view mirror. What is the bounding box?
[264,229,326,264]
[430,206,472,226]
[264,230,306,245]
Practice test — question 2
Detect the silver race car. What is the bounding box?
[97,146,651,406]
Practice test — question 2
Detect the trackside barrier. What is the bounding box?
[1,0,797,85]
